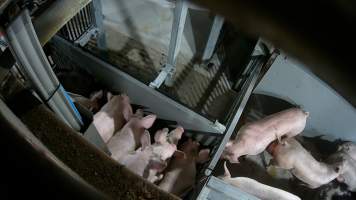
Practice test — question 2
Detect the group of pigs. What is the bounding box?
[76,91,356,199]
[221,107,356,199]
[84,92,210,196]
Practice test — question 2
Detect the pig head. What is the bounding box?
[107,109,156,161]
[119,127,183,183]
[93,93,133,143]
[71,90,104,113]
[158,139,210,196]
[328,150,356,192]
[338,142,356,161]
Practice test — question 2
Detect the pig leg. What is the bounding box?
[147,170,164,183]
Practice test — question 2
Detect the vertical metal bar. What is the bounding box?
[88,2,94,25]
[5,10,83,131]
[165,0,188,84]
[65,23,73,41]
[75,13,85,35]
[167,0,188,65]
[68,20,78,40]
[202,15,224,61]
[92,0,106,49]
[204,57,263,175]
[82,5,90,28]
[150,0,188,88]
[79,9,88,30]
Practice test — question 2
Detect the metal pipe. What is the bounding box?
[5,9,83,130]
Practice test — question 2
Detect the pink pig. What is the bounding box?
[119,127,184,183]
[267,138,342,189]
[220,162,301,200]
[107,109,156,161]
[223,108,309,163]
[93,93,133,143]
[71,90,104,113]
[158,139,210,196]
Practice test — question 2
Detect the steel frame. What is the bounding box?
[5,9,83,131]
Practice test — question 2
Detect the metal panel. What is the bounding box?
[204,56,263,175]
[150,0,188,88]
[57,1,99,47]
[53,36,223,134]
[5,10,83,130]
[92,0,106,49]
[197,176,260,200]
[201,15,224,61]
[33,0,91,46]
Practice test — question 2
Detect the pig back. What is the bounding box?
[224,177,301,200]
[250,108,308,138]
[276,139,340,188]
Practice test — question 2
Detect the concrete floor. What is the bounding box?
[102,0,214,66]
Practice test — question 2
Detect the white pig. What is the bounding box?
[70,90,104,113]
[338,142,356,161]
[107,109,156,161]
[267,138,342,189]
[328,151,356,192]
[223,108,309,163]
[220,162,301,200]
[159,139,210,196]
[119,127,183,183]
[93,93,133,143]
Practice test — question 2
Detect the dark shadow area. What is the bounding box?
[184,9,213,59]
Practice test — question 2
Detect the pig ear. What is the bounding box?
[134,109,144,118]
[223,161,231,178]
[122,105,133,121]
[154,128,168,144]
[141,114,156,129]
[168,126,183,145]
[174,150,186,159]
[107,92,113,101]
[197,149,210,163]
[141,131,151,149]
[225,140,234,148]
[90,90,103,101]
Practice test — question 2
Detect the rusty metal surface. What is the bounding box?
[190,0,356,107]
